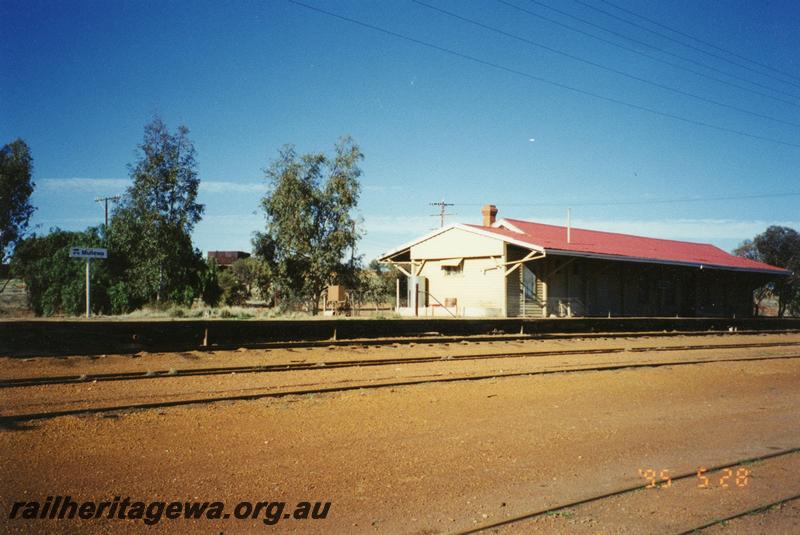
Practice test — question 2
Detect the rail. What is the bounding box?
[458,447,800,534]
[4,339,799,389]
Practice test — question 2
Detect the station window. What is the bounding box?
[442,265,463,276]
[523,265,537,300]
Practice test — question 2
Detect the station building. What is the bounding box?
[379,205,789,318]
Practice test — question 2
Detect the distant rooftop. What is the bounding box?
[207,250,250,267]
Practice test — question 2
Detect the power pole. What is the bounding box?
[350,220,357,267]
[95,195,121,228]
[429,199,455,228]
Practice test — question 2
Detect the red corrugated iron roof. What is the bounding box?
[465,219,789,274]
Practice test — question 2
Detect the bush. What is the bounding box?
[219,269,248,306]
[168,286,196,307]
[200,260,222,307]
[11,225,209,316]
[108,282,132,315]
[11,227,112,316]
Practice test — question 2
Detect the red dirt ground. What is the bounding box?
[1,334,799,533]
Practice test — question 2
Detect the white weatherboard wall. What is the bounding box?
[410,227,503,260]
[409,227,506,317]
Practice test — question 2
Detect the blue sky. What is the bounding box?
[2,0,799,263]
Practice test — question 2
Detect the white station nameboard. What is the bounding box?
[69,247,108,259]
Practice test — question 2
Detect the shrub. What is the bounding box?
[200,260,222,307]
[219,269,248,306]
[11,227,111,316]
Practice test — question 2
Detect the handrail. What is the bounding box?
[421,290,458,318]
[548,297,586,318]
[521,280,545,307]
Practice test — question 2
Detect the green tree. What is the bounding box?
[732,240,758,261]
[350,259,397,311]
[734,226,800,316]
[254,137,362,314]
[199,259,222,307]
[228,257,268,300]
[218,269,248,306]
[110,117,204,307]
[733,239,771,313]
[11,227,112,316]
[0,139,35,267]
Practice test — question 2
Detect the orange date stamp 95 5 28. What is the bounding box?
[638,467,750,489]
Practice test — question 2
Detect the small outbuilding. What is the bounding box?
[379,205,789,318]
[207,250,250,269]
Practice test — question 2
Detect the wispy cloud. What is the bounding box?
[39,177,264,194]
[40,178,129,190]
[198,213,262,226]
[192,213,263,253]
[363,185,402,193]
[33,217,98,225]
[200,181,263,193]
[362,215,438,235]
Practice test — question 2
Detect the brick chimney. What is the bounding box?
[481,204,498,227]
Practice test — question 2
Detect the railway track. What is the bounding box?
[179,328,800,352]
[6,328,798,358]
[676,494,800,534]
[3,352,799,423]
[458,447,800,534]
[3,340,799,389]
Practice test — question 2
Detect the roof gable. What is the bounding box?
[378,223,543,261]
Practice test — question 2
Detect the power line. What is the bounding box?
[522,0,800,101]
[597,0,800,85]
[454,191,800,208]
[495,0,800,108]
[287,0,800,149]
[414,0,800,128]
[571,0,800,91]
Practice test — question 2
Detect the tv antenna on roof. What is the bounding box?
[429,199,456,228]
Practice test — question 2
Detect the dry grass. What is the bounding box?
[0,279,32,317]
[123,305,304,320]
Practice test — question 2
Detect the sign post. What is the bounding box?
[69,247,108,318]
[86,258,91,317]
